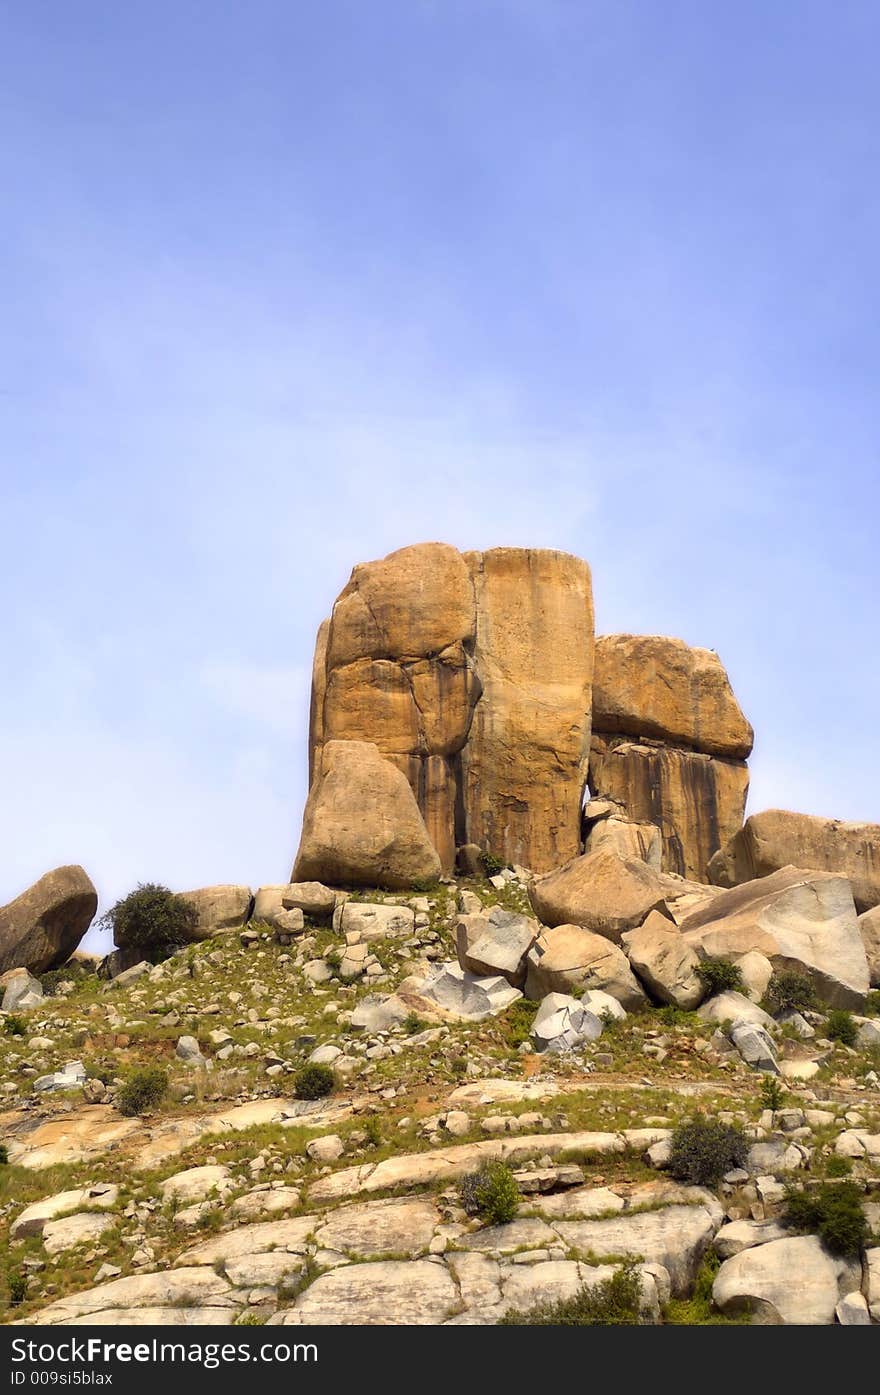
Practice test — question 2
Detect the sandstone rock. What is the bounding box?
[461,548,594,873]
[229,1188,302,1222]
[455,908,539,987]
[313,1197,438,1259]
[531,992,603,1053]
[710,809,880,913]
[713,1218,788,1259]
[0,865,97,975]
[11,1185,119,1240]
[621,913,704,1009]
[1,967,43,1011]
[293,740,442,889]
[682,867,870,1008]
[28,1268,238,1325]
[858,905,880,986]
[713,1235,851,1324]
[306,1135,344,1162]
[252,885,307,931]
[736,950,774,1004]
[584,815,663,869]
[836,1291,871,1325]
[592,634,753,760]
[160,1166,229,1204]
[528,849,667,944]
[522,923,646,1009]
[42,1211,115,1255]
[697,992,775,1029]
[337,901,415,940]
[589,736,750,883]
[175,885,253,938]
[278,1258,460,1325]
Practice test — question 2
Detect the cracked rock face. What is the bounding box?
[0,865,98,976]
[300,542,595,879]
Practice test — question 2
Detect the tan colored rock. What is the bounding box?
[589,736,749,883]
[312,1197,438,1259]
[0,865,97,975]
[681,866,870,1008]
[593,634,753,759]
[308,618,330,786]
[621,912,704,1009]
[279,1258,460,1325]
[282,882,340,921]
[585,815,662,869]
[293,740,441,889]
[858,906,880,986]
[523,923,648,1009]
[713,1235,851,1324]
[42,1212,115,1255]
[709,809,880,913]
[461,548,594,873]
[528,848,667,944]
[174,885,253,939]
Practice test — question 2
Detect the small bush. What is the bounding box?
[402,1012,426,1036]
[115,1066,168,1117]
[363,1117,383,1148]
[480,851,506,878]
[825,1154,853,1178]
[765,971,817,1015]
[3,1015,26,1037]
[668,1115,749,1187]
[783,1181,868,1257]
[826,1009,858,1047]
[695,958,743,996]
[0,1143,8,1165]
[759,1076,785,1113]
[499,1258,644,1325]
[459,1161,519,1226]
[864,990,880,1018]
[450,1056,467,1076]
[101,883,198,960]
[7,1270,26,1305]
[294,1063,336,1100]
[503,1000,539,1049]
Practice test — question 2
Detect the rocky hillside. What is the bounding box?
[2,541,880,1327]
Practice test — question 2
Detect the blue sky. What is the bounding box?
[2,1,878,952]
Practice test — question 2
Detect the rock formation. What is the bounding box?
[588,635,752,882]
[0,865,98,975]
[300,543,594,879]
[709,809,880,913]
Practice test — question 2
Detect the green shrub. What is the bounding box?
[825,1154,853,1178]
[293,1063,336,1100]
[503,1000,539,1049]
[3,1015,26,1037]
[7,1270,26,1305]
[759,1076,785,1112]
[695,958,744,996]
[499,1258,644,1325]
[0,1143,8,1165]
[864,990,880,1018]
[783,1181,868,1257]
[764,971,817,1015]
[480,851,506,878]
[450,1056,467,1076]
[668,1115,749,1187]
[402,1012,426,1036]
[101,883,198,960]
[363,1117,383,1148]
[459,1161,519,1226]
[826,1009,858,1047]
[115,1066,168,1117]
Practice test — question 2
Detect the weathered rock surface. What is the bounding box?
[713,1235,853,1324]
[697,992,775,1029]
[621,913,705,1009]
[1,967,44,1011]
[523,923,647,1008]
[528,848,667,944]
[406,962,521,1020]
[0,866,97,975]
[589,735,750,883]
[709,809,880,913]
[858,906,880,986]
[592,634,754,759]
[552,1203,718,1296]
[11,1185,119,1240]
[455,908,539,987]
[175,885,253,938]
[293,740,442,889]
[531,992,603,1053]
[461,548,594,873]
[681,866,870,1008]
[584,814,662,869]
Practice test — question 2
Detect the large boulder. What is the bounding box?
[713,1235,855,1324]
[589,736,750,884]
[592,634,754,760]
[304,544,595,876]
[523,923,648,1009]
[455,908,539,988]
[528,848,667,944]
[0,866,97,975]
[681,867,870,1008]
[621,913,705,1009]
[531,992,603,1053]
[177,885,253,938]
[583,814,662,869]
[709,809,880,913]
[405,962,522,1021]
[858,906,880,987]
[293,740,442,890]
[461,547,595,873]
